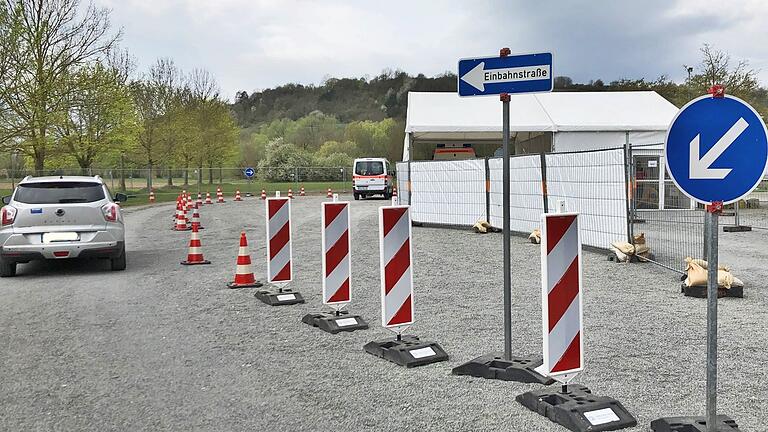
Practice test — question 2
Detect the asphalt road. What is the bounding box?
[1,196,766,431]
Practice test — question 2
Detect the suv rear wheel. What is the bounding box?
[0,256,17,277]
[111,245,126,271]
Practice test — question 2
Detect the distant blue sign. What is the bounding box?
[665,94,768,204]
[458,52,553,97]
[244,167,255,178]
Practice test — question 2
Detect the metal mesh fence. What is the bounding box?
[628,143,704,273]
[407,159,486,226]
[488,154,543,234]
[734,176,768,230]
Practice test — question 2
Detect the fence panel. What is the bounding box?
[396,162,410,206]
[488,154,543,234]
[546,149,628,249]
[736,176,768,230]
[409,159,486,226]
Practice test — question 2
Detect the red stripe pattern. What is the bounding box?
[379,206,413,328]
[322,202,351,305]
[543,213,583,376]
[266,198,292,283]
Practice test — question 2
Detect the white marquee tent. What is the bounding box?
[402,91,679,160]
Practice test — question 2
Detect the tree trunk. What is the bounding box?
[167,167,173,186]
[183,165,189,186]
[208,165,213,184]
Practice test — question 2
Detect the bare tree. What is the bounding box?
[0,0,120,172]
[692,44,759,97]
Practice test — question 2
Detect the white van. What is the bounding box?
[352,158,393,200]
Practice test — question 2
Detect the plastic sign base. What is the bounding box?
[301,311,369,334]
[650,415,740,431]
[516,384,637,432]
[254,288,305,306]
[681,284,743,298]
[363,335,448,368]
[451,352,555,384]
[180,259,211,265]
[723,225,751,232]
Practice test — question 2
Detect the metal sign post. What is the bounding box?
[452,48,554,384]
[652,86,767,432]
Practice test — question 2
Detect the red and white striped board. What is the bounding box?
[378,205,414,329]
[266,197,292,284]
[322,201,352,305]
[540,212,583,381]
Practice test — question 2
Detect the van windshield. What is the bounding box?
[355,161,384,176]
[14,182,105,204]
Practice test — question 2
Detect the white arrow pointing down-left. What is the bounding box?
[689,117,749,179]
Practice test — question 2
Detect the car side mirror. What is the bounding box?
[1,195,9,205]
[114,193,128,203]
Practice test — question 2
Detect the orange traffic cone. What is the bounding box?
[181,224,210,265]
[191,206,204,230]
[226,232,263,288]
[300,186,305,197]
[288,188,293,199]
[149,189,156,203]
[392,185,398,198]
[234,190,242,201]
[216,187,225,203]
[326,188,332,198]
[173,203,190,231]
[205,192,213,204]
[196,192,203,208]
[261,189,266,200]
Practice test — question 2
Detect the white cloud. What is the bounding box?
[94,0,768,101]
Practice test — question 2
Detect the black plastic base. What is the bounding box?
[723,225,752,232]
[452,352,555,384]
[517,384,637,432]
[226,280,263,289]
[681,284,743,298]
[363,335,448,367]
[180,260,211,265]
[301,311,369,334]
[651,415,740,431]
[254,288,305,305]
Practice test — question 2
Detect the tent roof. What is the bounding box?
[405,91,679,138]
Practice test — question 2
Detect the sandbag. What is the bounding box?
[684,257,729,272]
[609,245,630,262]
[685,259,740,289]
[473,221,488,234]
[529,229,541,244]
[611,241,635,255]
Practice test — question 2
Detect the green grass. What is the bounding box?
[0,181,351,208]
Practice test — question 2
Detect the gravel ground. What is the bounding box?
[1,195,766,431]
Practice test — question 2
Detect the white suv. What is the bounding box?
[0,175,127,277]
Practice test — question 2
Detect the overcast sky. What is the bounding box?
[95,0,768,101]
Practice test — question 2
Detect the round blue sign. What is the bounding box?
[665,94,768,204]
[244,167,255,178]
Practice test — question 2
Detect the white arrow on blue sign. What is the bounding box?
[458,52,553,97]
[244,167,255,178]
[665,94,768,205]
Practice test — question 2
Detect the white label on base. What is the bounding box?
[335,317,358,327]
[584,408,620,425]
[409,347,436,359]
[276,294,296,301]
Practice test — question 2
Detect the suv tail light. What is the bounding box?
[1,206,17,226]
[102,203,119,222]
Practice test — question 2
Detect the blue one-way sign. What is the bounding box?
[458,52,553,97]
[665,94,768,204]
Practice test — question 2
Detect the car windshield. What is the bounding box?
[14,182,105,204]
[355,161,384,176]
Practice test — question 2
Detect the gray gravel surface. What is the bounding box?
[1,195,766,431]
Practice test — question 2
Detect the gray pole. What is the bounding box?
[501,93,512,361]
[705,208,719,431]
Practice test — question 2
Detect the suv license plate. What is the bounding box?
[43,232,80,243]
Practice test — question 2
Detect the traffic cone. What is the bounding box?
[216,187,225,203]
[392,185,398,198]
[288,188,293,199]
[234,190,242,201]
[196,193,203,208]
[180,224,211,265]
[226,232,263,288]
[173,203,190,231]
[300,186,305,197]
[191,206,204,230]
[205,192,213,205]
[326,188,332,198]
[149,189,156,203]
[261,189,266,200]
